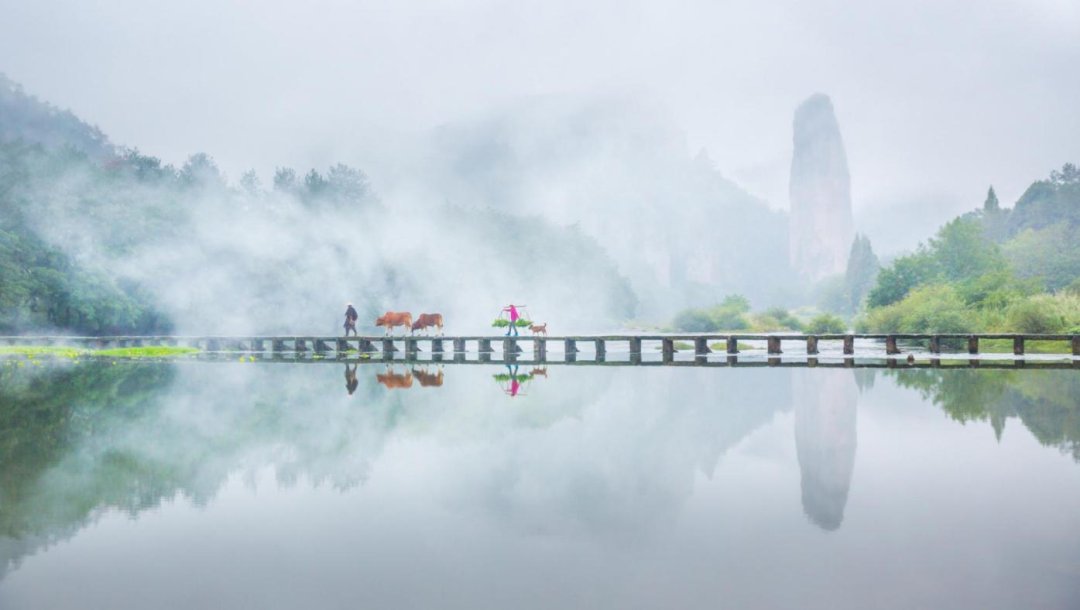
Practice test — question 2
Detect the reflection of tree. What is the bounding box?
[793,370,858,531]
[0,362,176,578]
[891,369,1080,460]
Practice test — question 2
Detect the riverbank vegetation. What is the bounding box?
[856,164,1080,335]
[0,345,199,360]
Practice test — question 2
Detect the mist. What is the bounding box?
[2,0,1079,335]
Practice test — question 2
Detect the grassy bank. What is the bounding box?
[0,345,199,359]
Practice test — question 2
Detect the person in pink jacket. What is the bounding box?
[502,304,522,337]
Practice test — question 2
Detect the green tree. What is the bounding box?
[983,186,999,212]
[844,234,879,312]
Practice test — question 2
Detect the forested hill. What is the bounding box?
[0,73,114,159]
[858,163,1080,335]
[0,78,639,336]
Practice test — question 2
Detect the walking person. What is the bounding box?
[502,304,522,337]
[344,303,359,337]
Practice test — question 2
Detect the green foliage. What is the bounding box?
[866,249,938,308]
[858,284,975,334]
[1003,223,1080,291]
[983,186,999,212]
[806,313,846,334]
[752,307,803,331]
[844,234,880,313]
[491,319,532,328]
[1003,294,1080,334]
[672,309,719,332]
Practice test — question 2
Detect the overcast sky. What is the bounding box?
[2,0,1078,218]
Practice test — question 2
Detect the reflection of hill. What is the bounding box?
[891,369,1080,460]
[0,362,175,578]
[0,361,792,578]
[793,370,858,531]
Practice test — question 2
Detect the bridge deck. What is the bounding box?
[2,333,1078,358]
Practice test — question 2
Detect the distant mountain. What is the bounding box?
[424,95,796,314]
[0,73,114,158]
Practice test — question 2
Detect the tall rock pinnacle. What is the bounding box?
[789,94,855,281]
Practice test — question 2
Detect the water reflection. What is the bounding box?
[1,358,1078,607]
[793,370,858,530]
[344,363,359,395]
[411,366,444,388]
[375,366,413,389]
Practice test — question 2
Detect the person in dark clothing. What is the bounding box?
[344,303,359,336]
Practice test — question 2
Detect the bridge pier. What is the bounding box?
[930,336,941,354]
[662,339,674,363]
[595,339,606,360]
[1072,336,1080,356]
[1014,337,1025,356]
[564,339,579,355]
[629,337,642,355]
[806,336,819,355]
[843,335,854,355]
[431,339,444,354]
[534,338,547,361]
[767,337,782,355]
[726,337,739,354]
[886,335,900,355]
[968,336,979,355]
[694,337,711,356]
[453,338,466,354]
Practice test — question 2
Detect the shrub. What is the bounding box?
[806,313,846,334]
[672,309,719,332]
[1005,294,1080,334]
[860,284,976,334]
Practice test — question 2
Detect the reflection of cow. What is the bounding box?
[375,311,412,336]
[529,367,548,378]
[529,322,547,336]
[412,367,444,387]
[376,369,413,389]
[411,313,444,335]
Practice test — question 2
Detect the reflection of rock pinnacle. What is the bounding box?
[789,94,855,281]
[794,370,858,531]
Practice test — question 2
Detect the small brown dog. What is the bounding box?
[529,322,547,336]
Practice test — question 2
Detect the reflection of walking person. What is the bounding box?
[502,304,520,337]
[345,364,359,396]
[505,364,521,397]
[344,303,358,337]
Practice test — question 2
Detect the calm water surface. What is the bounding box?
[1,359,1078,609]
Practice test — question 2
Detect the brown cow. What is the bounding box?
[529,322,547,336]
[376,369,413,389]
[375,311,412,336]
[411,367,444,387]
[411,313,444,336]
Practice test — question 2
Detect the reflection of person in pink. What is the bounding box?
[502,304,522,337]
[504,364,522,397]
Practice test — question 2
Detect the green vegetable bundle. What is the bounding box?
[491,319,532,328]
